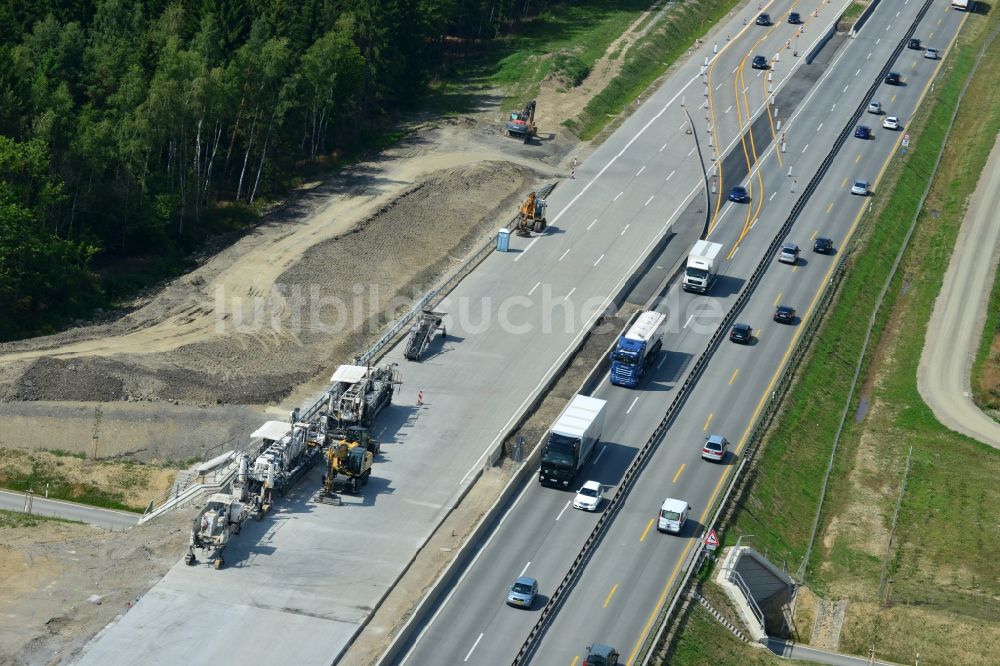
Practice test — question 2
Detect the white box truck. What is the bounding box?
[682,240,724,293]
[951,0,970,10]
[539,395,607,487]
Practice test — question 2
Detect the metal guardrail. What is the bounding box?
[511,2,936,662]
[301,182,557,426]
[145,182,558,515]
[636,2,939,661]
[729,570,766,633]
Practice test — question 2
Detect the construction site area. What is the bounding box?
[0,15,657,655]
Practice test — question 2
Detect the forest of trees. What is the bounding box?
[0,0,551,339]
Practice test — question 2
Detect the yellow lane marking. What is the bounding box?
[841,176,848,188]
[703,412,714,430]
[631,17,971,666]
[640,518,655,542]
[792,265,798,273]
[826,202,833,214]
[773,292,782,306]
[673,464,685,483]
[855,153,861,163]
[570,657,579,666]
[891,94,897,103]
[603,583,619,609]
[729,368,739,385]
[810,229,818,241]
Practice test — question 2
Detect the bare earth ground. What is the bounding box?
[0,8,664,662]
[0,512,191,665]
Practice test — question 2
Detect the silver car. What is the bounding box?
[851,180,869,196]
[778,242,800,265]
[507,576,538,608]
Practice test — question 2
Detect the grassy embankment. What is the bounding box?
[568,0,743,140]
[669,8,1000,666]
[0,449,178,513]
[423,0,652,115]
[971,256,1000,414]
[0,509,78,528]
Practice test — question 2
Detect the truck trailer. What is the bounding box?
[610,311,665,388]
[951,0,970,10]
[539,395,607,487]
[682,240,724,293]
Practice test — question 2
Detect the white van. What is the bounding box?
[657,498,689,534]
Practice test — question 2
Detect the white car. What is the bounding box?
[867,101,882,114]
[882,116,900,130]
[851,180,869,196]
[573,480,603,511]
[924,48,940,60]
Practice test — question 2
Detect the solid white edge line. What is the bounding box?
[513,237,538,262]
[464,633,484,662]
[556,500,572,521]
[626,396,640,414]
[400,470,538,663]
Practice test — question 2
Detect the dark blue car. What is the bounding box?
[854,125,872,140]
[728,186,749,203]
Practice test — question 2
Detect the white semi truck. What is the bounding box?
[682,240,724,293]
[539,395,607,488]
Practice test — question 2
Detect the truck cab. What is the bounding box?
[609,311,665,388]
[539,395,607,487]
[682,240,724,293]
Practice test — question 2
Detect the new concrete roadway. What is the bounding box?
[74,2,840,664]
[0,489,139,530]
[397,2,966,665]
[918,134,1000,449]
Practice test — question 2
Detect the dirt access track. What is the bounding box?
[0,132,554,407]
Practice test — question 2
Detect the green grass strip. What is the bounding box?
[568,0,743,140]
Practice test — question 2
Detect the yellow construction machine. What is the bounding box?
[514,191,547,237]
[321,427,377,496]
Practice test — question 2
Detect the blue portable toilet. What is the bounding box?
[496,228,511,252]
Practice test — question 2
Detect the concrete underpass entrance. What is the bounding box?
[717,536,797,643]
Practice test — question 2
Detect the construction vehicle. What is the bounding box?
[506,99,537,142]
[184,493,251,569]
[405,310,446,361]
[321,363,399,430]
[514,191,547,237]
[232,418,321,518]
[609,311,666,388]
[321,430,375,496]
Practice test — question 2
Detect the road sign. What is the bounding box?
[705,529,720,551]
[902,133,911,148]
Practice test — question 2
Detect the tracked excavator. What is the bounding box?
[514,191,547,237]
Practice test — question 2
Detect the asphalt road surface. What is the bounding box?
[398,2,967,665]
[73,2,791,663]
[0,489,139,530]
[918,134,1000,449]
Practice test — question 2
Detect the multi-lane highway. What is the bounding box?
[76,2,807,663]
[397,1,966,664]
